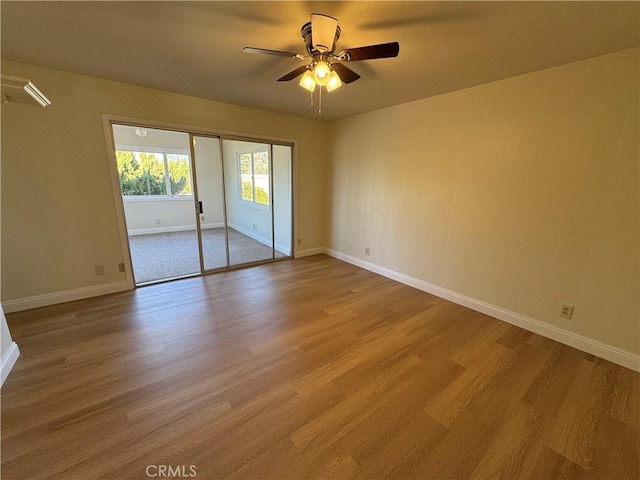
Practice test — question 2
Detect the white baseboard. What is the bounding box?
[202,222,225,230]
[2,281,130,313]
[128,225,195,236]
[128,223,291,255]
[4,248,636,371]
[1,342,20,387]
[295,247,326,258]
[276,244,292,257]
[228,223,270,247]
[228,224,291,256]
[128,223,224,236]
[325,248,640,372]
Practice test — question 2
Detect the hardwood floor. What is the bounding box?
[1,255,638,479]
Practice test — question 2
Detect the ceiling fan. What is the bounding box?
[243,13,399,109]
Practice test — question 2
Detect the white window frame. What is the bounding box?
[116,144,193,201]
[236,147,270,211]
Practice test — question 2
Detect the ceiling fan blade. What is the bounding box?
[243,47,303,59]
[277,65,309,82]
[332,63,361,84]
[337,42,400,61]
[311,13,338,52]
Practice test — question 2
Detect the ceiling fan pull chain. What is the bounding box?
[319,86,322,115]
[309,88,314,107]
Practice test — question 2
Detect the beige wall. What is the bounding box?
[0,136,13,360]
[327,48,639,355]
[1,61,327,301]
[2,48,638,359]
[1,112,16,376]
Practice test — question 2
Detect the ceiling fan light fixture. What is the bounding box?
[326,70,342,92]
[314,61,331,86]
[299,70,316,92]
[134,127,148,138]
[244,12,399,113]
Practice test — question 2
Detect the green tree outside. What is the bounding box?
[239,151,269,205]
[116,151,192,196]
[167,156,192,195]
[255,186,269,205]
[242,180,254,201]
[254,152,268,175]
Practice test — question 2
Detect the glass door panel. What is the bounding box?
[112,124,294,285]
[222,139,274,266]
[192,135,228,271]
[112,124,200,284]
[273,145,293,258]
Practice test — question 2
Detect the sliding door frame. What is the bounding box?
[102,113,296,289]
[189,133,235,274]
[189,133,227,274]
[269,143,276,261]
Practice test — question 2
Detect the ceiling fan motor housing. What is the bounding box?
[301,21,341,56]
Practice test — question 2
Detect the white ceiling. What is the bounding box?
[2,1,638,121]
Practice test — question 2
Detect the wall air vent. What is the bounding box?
[1,75,51,107]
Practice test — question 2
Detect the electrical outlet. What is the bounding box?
[297,238,302,246]
[94,265,105,276]
[155,219,161,225]
[253,224,258,230]
[560,305,574,319]
[118,262,125,273]
[365,248,370,256]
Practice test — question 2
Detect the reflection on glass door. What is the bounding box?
[113,124,200,285]
[191,137,293,271]
[222,140,275,266]
[111,122,294,285]
[273,144,293,257]
[191,135,228,271]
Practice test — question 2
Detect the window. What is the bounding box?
[116,149,192,198]
[238,150,269,207]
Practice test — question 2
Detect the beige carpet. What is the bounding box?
[129,227,288,284]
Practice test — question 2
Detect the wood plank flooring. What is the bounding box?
[1,255,638,479]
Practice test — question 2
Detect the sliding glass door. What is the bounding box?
[113,124,201,284]
[222,140,274,266]
[194,138,292,269]
[272,144,293,258]
[112,122,293,285]
[191,135,228,271]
